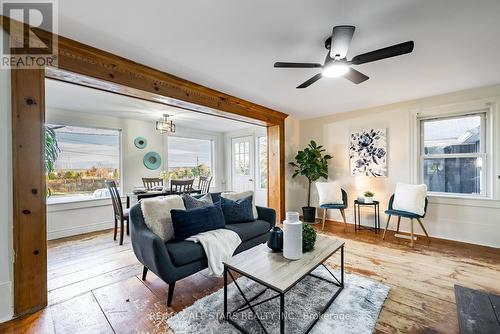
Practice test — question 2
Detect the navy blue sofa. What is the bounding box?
[129,192,276,306]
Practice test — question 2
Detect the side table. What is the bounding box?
[353,200,381,233]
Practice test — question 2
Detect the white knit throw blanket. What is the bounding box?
[186,229,241,277]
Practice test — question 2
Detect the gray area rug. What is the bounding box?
[167,266,389,334]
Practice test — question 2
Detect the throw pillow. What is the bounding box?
[141,195,185,241]
[170,202,225,240]
[182,193,213,209]
[315,181,343,205]
[392,182,427,216]
[221,196,255,224]
[221,191,258,219]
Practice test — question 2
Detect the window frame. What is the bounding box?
[417,110,490,199]
[165,135,216,185]
[46,124,123,205]
[256,135,268,190]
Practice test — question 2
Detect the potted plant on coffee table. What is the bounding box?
[289,140,332,223]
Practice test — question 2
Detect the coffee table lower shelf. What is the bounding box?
[223,245,344,334]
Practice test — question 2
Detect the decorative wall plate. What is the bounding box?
[143,152,161,170]
[134,137,147,149]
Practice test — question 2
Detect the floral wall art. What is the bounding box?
[349,129,387,177]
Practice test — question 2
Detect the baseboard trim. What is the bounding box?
[0,281,13,323]
[47,221,114,240]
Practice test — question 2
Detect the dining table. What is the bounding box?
[126,188,202,208]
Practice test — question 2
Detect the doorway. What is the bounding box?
[230,132,268,206]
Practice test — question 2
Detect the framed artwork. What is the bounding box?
[349,129,387,177]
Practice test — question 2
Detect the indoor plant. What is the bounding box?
[289,140,332,222]
[364,190,375,203]
[302,224,317,252]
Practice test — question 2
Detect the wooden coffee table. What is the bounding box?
[223,235,344,334]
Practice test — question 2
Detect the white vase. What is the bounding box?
[364,196,373,204]
[283,212,303,260]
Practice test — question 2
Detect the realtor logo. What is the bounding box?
[1,0,58,68]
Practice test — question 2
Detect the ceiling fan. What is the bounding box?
[274,25,414,88]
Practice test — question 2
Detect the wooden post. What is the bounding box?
[11,68,48,315]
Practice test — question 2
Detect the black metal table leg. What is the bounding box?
[224,266,228,319]
[280,293,285,334]
[341,245,344,287]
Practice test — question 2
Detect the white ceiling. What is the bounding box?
[51,0,500,119]
[45,79,256,132]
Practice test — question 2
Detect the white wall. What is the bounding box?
[287,85,500,248]
[0,42,14,321]
[46,108,228,240]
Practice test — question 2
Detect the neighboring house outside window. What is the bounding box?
[419,112,488,197]
[46,125,121,204]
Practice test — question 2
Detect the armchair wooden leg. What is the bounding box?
[410,218,414,247]
[396,216,401,233]
[113,218,117,241]
[322,208,327,230]
[383,215,391,240]
[167,282,176,307]
[142,266,148,281]
[126,218,130,236]
[340,208,347,228]
[416,218,431,243]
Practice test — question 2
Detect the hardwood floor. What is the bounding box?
[1,221,499,334]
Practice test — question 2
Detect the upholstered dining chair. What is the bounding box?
[105,180,129,245]
[382,194,430,247]
[320,189,348,230]
[170,179,194,194]
[142,177,163,190]
[197,176,212,194]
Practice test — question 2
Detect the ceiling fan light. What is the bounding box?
[322,63,349,78]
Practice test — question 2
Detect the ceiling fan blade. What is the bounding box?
[330,25,355,59]
[343,68,369,84]
[351,41,414,65]
[274,62,322,68]
[297,73,323,89]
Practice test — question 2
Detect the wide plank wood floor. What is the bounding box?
[1,221,499,334]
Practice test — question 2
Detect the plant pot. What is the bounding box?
[302,206,316,223]
[364,196,373,204]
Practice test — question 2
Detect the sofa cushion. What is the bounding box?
[171,203,225,240]
[141,195,185,241]
[225,219,271,242]
[221,191,258,219]
[182,193,213,209]
[221,196,255,224]
[165,240,206,266]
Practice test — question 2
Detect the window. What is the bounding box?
[234,141,250,177]
[257,136,267,189]
[167,136,214,180]
[419,113,487,197]
[46,125,121,203]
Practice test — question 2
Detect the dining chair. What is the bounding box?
[320,188,348,230]
[170,179,194,194]
[197,176,213,194]
[105,180,129,245]
[382,194,430,247]
[142,177,163,190]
